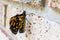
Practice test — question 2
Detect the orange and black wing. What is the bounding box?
[10,17,19,34]
[9,11,26,34]
[17,11,26,33]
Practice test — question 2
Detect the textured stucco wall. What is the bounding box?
[0,0,60,40]
[0,3,4,26]
[5,5,60,40]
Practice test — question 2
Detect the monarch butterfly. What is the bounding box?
[9,11,26,34]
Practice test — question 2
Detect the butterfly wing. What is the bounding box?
[9,11,26,34]
[19,11,26,33]
[10,17,19,34]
